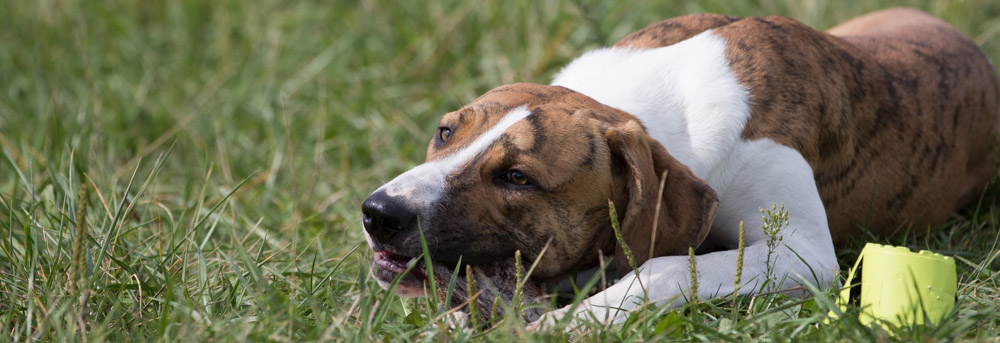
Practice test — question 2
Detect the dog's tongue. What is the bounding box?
[427,258,543,324]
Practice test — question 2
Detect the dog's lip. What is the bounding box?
[371,249,466,282]
[374,251,416,275]
[372,250,434,285]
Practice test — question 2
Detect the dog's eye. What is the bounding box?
[503,169,529,185]
[438,127,452,142]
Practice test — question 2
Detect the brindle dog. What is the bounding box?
[362,8,999,327]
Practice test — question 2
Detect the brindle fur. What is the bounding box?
[617,9,1000,242]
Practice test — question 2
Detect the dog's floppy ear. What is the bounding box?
[605,120,719,277]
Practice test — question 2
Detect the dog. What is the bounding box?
[361,8,999,328]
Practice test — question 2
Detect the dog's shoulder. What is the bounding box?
[614,15,853,159]
[614,13,741,49]
[615,14,825,53]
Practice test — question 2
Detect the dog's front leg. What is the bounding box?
[528,142,839,331]
[528,238,833,330]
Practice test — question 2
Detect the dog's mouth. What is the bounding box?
[374,251,415,275]
[371,250,425,285]
[370,249,546,322]
[370,250,463,290]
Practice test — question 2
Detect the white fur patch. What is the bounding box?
[375,106,532,207]
[552,30,750,192]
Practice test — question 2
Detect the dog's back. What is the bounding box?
[819,8,999,239]
[619,9,1000,242]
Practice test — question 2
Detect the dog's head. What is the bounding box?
[362,83,718,295]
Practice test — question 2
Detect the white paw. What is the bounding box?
[526,299,623,332]
[525,307,570,332]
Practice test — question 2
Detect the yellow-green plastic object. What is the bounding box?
[838,243,956,328]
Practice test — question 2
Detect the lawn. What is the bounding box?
[1,0,998,341]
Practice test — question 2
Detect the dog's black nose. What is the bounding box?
[362,189,416,243]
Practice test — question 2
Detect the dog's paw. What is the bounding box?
[525,307,568,332]
[525,300,601,332]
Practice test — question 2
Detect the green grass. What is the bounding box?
[1,0,999,341]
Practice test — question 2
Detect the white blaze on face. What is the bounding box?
[375,105,532,210]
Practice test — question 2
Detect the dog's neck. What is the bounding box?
[551,30,751,191]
